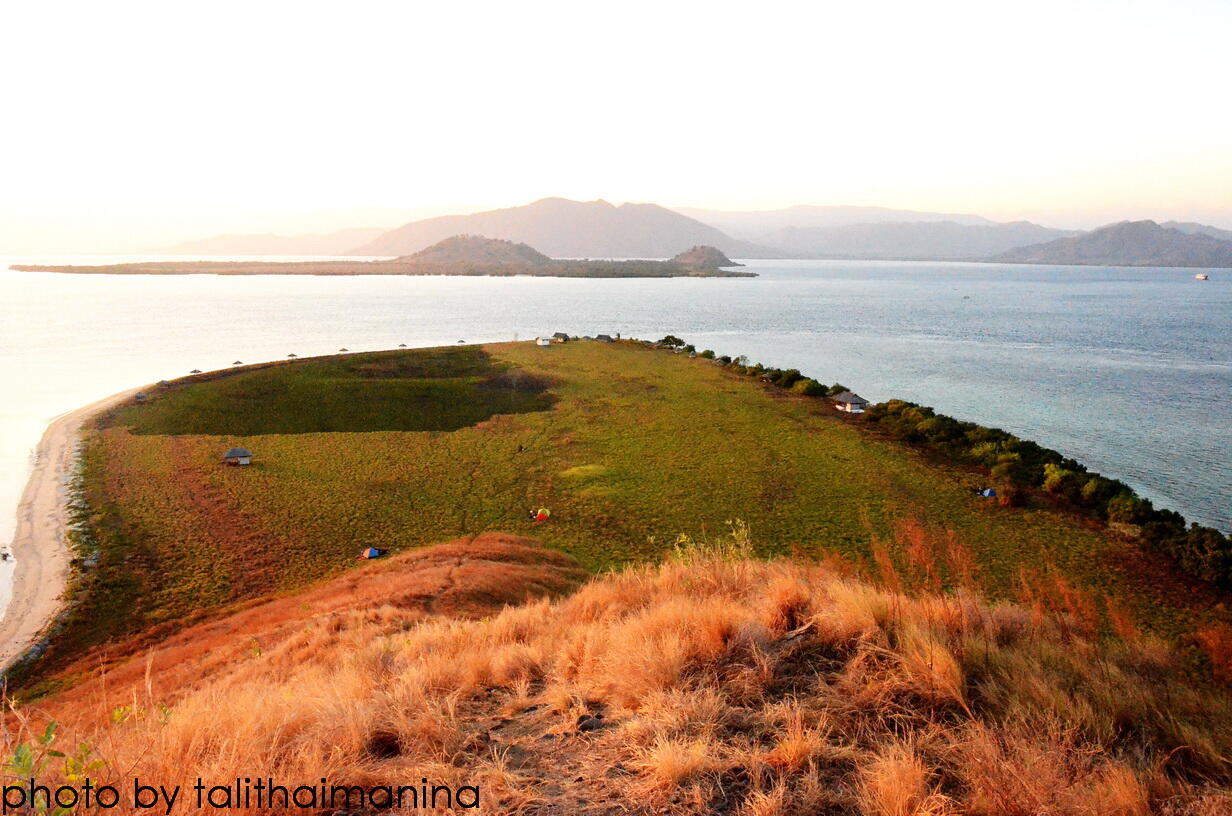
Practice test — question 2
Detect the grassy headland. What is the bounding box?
[32,339,1231,689]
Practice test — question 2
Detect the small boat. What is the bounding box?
[1195,273,1209,280]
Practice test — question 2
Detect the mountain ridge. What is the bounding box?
[759,219,1075,260]
[351,197,775,258]
[675,204,999,240]
[992,220,1232,268]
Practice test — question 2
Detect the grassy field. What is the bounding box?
[48,339,1230,676]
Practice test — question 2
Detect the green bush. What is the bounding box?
[792,378,827,396]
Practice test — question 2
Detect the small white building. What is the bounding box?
[222,447,254,466]
[535,337,551,346]
[830,391,870,414]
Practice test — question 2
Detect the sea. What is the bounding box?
[1,256,1229,611]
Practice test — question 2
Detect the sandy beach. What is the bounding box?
[0,388,141,672]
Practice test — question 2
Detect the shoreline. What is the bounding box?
[0,387,141,672]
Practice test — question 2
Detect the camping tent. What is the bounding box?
[358,547,383,559]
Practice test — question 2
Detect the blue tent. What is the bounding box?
[982,488,997,498]
[358,547,383,560]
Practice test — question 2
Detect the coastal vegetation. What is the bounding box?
[7,533,1231,814]
[659,337,1232,591]
[23,340,1232,692]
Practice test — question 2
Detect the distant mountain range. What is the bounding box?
[1161,221,1232,242]
[158,199,1232,269]
[993,220,1232,268]
[158,227,386,256]
[760,220,1077,261]
[674,204,998,240]
[352,197,772,259]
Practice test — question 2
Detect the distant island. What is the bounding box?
[12,235,757,278]
[991,220,1232,268]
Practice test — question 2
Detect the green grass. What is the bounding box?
[111,346,555,435]
[48,339,1229,675]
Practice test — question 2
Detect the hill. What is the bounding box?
[669,245,742,268]
[993,220,1232,268]
[675,204,999,240]
[397,234,552,266]
[350,197,774,258]
[11,534,1232,814]
[156,226,386,256]
[1163,221,1232,242]
[761,220,1074,260]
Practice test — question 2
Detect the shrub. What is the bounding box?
[865,399,1232,589]
[792,378,827,397]
[699,350,715,360]
[777,369,802,388]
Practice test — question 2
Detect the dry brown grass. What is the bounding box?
[4,531,1231,814]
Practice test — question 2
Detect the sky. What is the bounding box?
[2,0,1230,252]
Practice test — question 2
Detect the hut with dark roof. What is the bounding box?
[222,447,254,466]
[829,391,870,414]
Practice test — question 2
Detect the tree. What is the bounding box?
[777,369,802,388]
[792,378,827,396]
[658,335,685,347]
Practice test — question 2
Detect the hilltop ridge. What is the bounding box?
[15,533,1232,814]
[993,220,1232,268]
[351,197,773,258]
[670,245,742,268]
[396,234,551,266]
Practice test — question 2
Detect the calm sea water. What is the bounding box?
[1,257,1228,609]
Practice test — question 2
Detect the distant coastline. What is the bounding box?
[12,238,756,279]
[11,260,756,279]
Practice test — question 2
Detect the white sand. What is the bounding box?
[0,388,141,671]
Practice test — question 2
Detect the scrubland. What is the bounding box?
[7,531,1230,814]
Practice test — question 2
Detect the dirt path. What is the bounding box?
[0,387,142,672]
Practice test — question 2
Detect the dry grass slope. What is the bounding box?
[8,532,1230,815]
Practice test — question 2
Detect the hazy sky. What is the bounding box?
[2,0,1230,252]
